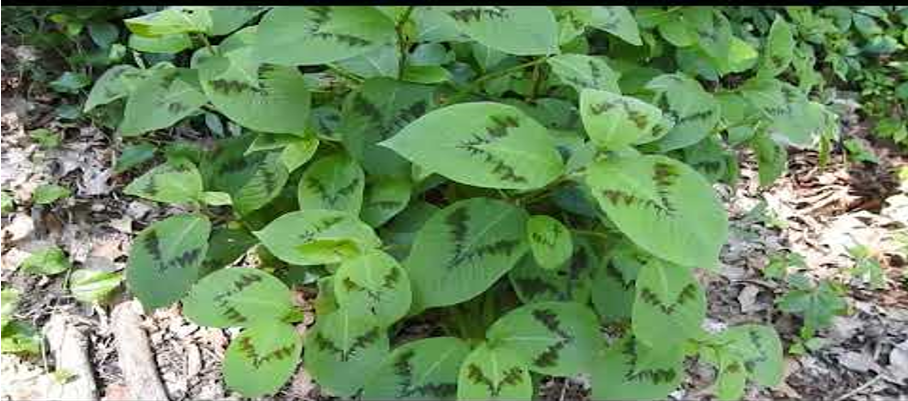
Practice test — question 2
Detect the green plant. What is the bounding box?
[777,273,849,349]
[83,6,845,400]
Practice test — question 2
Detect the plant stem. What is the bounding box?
[447,56,552,104]
[396,6,415,79]
[570,229,611,243]
[197,33,218,57]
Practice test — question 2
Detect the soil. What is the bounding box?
[2,41,906,401]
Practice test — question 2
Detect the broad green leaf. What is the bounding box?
[715,356,748,401]
[201,136,290,215]
[438,6,559,55]
[457,344,531,401]
[126,214,211,310]
[209,6,265,36]
[694,10,732,63]
[740,79,836,147]
[590,6,642,45]
[115,143,157,174]
[340,78,436,178]
[509,237,596,305]
[526,215,572,270]
[586,155,727,268]
[758,15,794,78]
[69,269,122,304]
[487,301,602,376]
[124,158,203,204]
[256,6,396,66]
[1,289,20,330]
[657,13,696,47]
[233,152,289,216]
[305,308,389,397]
[128,33,192,54]
[361,177,412,227]
[279,136,319,173]
[580,88,672,149]
[196,27,312,134]
[380,201,440,260]
[632,259,706,348]
[471,43,509,72]
[645,73,720,151]
[724,36,759,74]
[183,268,293,328]
[119,67,207,136]
[591,243,643,323]
[1,321,41,355]
[547,54,620,93]
[336,44,400,79]
[362,337,470,401]
[314,276,338,317]
[381,102,564,190]
[298,153,365,214]
[125,6,212,37]
[404,198,528,312]
[402,65,452,84]
[33,184,71,204]
[223,321,302,397]
[592,335,684,400]
[413,7,468,43]
[714,324,784,388]
[552,7,592,45]
[84,65,143,112]
[254,209,381,266]
[201,225,257,273]
[334,249,411,326]
[20,246,71,275]
[751,131,788,186]
[201,191,231,206]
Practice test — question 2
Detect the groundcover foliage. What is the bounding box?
[86,6,842,400]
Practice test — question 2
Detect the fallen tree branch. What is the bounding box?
[111,301,170,401]
[43,313,99,401]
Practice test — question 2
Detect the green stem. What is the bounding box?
[197,33,218,57]
[396,6,416,79]
[570,229,611,243]
[447,56,552,104]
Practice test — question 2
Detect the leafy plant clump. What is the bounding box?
[84,6,842,400]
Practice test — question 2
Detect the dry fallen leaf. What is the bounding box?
[737,284,762,313]
[888,340,908,383]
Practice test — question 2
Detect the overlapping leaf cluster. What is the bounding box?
[87,6,840,400]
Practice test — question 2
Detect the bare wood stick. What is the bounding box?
[43,313,99,401]
[111,301,170,401]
